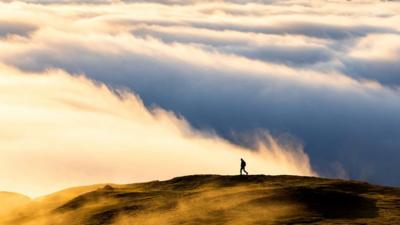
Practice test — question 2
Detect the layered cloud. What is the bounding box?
[0,0,399,192]
[0,64,315,197]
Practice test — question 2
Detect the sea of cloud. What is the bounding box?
[0,0,399,196]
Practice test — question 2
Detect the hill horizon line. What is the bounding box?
[4,173,399,200]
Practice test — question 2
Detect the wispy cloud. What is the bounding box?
[0,64,315,197]
[0,0,399,193]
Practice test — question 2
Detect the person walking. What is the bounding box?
[240,158,248,175]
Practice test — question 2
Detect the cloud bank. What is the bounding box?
[0,0,399,192]
[0,64,315,197]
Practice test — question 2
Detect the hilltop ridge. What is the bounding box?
[1,175,400,225]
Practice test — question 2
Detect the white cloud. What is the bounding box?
[0,64,315,197]
[0,0,399,191]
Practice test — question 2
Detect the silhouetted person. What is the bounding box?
[240,158,248,175]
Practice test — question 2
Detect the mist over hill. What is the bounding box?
[1,175,399,225]
[0,192,31,216]
[0,0,399,191]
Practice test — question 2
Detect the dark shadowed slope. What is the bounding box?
[1,175,400,225]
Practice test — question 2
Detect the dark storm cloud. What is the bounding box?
[1,0,400,187]
[131,26,334,66]
[0,22,37,37]
[341,57,400,86]
[335,34,400,86]
[189,22,397,40]
[115,16,398,41]
[223,45,332,66]
[4,33,400,186]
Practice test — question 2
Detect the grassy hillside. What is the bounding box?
[1,175,400,225]
[0,192,31,216]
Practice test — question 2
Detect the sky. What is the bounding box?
[0,0,399,197]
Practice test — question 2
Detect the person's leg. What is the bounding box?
[240,168,243,175]
[244,168,248,175]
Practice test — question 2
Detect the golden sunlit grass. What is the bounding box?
[1,175,399,225]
